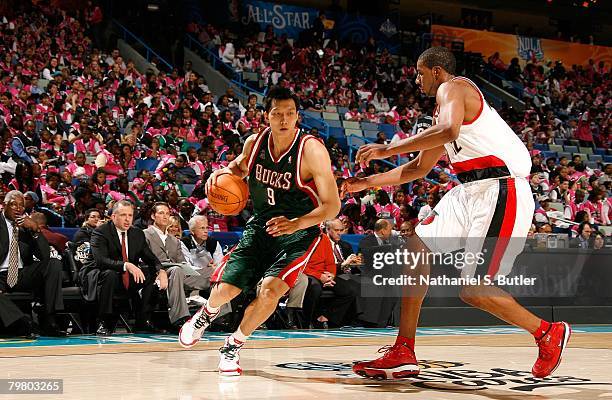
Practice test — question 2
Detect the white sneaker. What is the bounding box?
[187,295,207,306]
[178,300,216,348]
[218,337,244,376]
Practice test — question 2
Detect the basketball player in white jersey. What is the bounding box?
[342,47,570,380]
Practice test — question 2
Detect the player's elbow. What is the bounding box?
[443,124,460,142]
[323,197,342,220]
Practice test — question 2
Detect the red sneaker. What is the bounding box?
[532,321,571,378]
[353,344,420,380]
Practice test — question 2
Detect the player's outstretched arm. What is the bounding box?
[355,82,465,166]
[266,138,341,237]
[341,146,445,196]
[205,134,258,195]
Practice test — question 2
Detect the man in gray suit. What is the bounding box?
[143,202,209,331]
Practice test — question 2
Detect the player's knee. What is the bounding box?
[259,286,285,305]
[217,283,242,300]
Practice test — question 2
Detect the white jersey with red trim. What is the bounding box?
[434,76,531,183]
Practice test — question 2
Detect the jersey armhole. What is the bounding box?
[451,77,484,125]
[245,129,268,175]
[295,135,321,206]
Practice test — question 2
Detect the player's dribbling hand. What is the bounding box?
[266,216,301,237]
[355,143,389,167]
[340,177,369,198]
[205,168,230,195]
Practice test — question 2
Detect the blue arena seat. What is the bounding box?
[378,123,397,136]
[328,127,345,139]
[303,110,322,119]
[533,144,549,151]
[588,154,602,162]
[136,158,160,172]
[326,120,342,128]
[563,145,578,154]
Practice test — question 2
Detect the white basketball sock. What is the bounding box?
[204,302,220,316]
[230,327,248,344]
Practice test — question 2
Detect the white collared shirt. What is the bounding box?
[151,224,168,245]
[0,216,23,272]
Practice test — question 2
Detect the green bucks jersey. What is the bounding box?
[246,128,320,221]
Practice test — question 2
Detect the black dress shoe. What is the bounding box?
[41,323,67,337]
[14,316,40,340]
[96,323,113,336]
[286,308,302,330]
[134,320,167,334]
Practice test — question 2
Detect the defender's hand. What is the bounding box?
[340,177,369,198]
[355,143,389,167]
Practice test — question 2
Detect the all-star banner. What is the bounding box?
[432,24,612,67]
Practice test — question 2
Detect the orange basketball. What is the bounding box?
[207,173,249,216]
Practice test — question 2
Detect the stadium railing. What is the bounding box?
[185,34,266,102]
[112,19,173,71]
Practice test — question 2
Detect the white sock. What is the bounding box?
[204,302,220,316]
[230,327,248,344]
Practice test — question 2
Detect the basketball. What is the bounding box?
[207,173,249,215]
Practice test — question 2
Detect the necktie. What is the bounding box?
[121,232,130,289]
[333,243,344,263]
[6,224,19,288]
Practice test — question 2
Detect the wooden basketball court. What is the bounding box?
[1,326,611,399]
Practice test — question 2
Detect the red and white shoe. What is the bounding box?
[178,300,217,349]
[219,337,244,376]
[353,344,420,380]
[532,321,571,378]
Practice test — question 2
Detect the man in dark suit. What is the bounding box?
[358,219,399,254]
[90,199,168,335]
[570,222,593,249]
[356,219,401,328]
[0,190,64,338]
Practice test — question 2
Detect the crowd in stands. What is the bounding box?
[0,1,610,338]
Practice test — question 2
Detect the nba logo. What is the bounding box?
[517,36,544,62]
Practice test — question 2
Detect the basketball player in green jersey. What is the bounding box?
[179,86,341,375]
